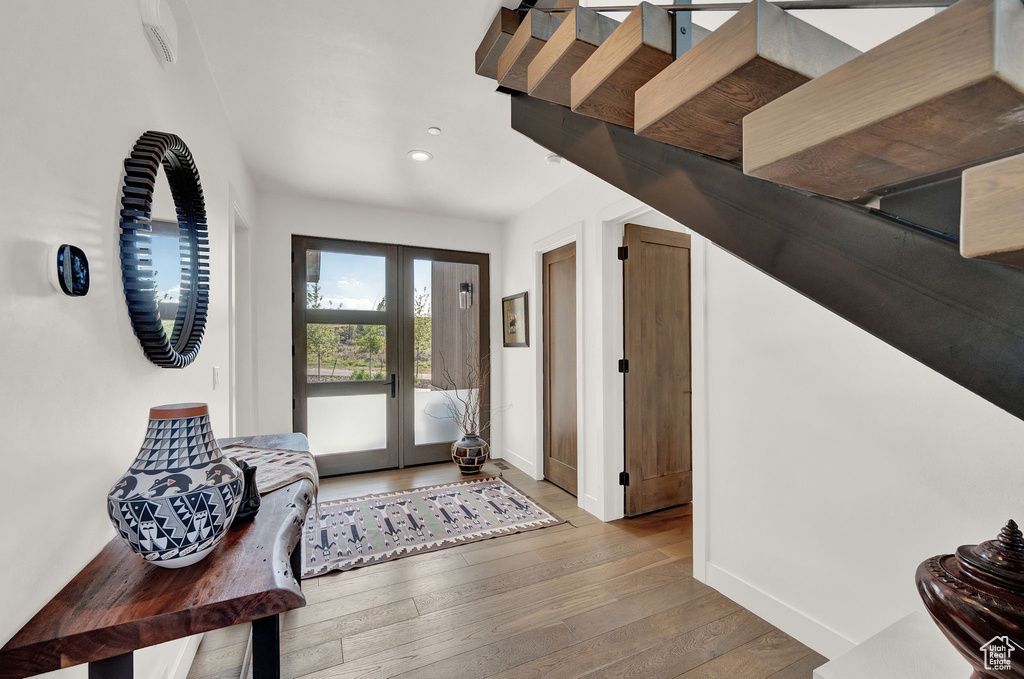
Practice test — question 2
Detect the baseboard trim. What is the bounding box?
[705,563,854,660]
[501,448,539,479]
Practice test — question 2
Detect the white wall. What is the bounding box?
[253,193,503,453]
[499,171,1024,660]
[701,247,1024,657]
[0,1,256,676]
[500,175,621,515]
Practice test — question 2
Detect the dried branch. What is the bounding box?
[425,331,508,437]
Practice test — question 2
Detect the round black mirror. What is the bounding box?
[119,131,210,368]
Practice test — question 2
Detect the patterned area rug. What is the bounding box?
[302,476,564,578]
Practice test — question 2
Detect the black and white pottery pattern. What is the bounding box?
[107,403,242,568]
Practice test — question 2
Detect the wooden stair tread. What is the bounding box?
[743,0,1024,201]
[475,7,523,80]
[961,152,1024,264]
[570,1,690,128]
[476,1,579,81]
[635,0,859,160]
[529,7,621,106]
[498,2,577,92]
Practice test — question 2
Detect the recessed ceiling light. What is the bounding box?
[546,153,562,165]
[427,127,442,136]
[408,150,433,162]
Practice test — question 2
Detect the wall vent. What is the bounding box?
[140,0,178,64]
[149,27,174,63]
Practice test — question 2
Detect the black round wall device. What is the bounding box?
[51,244,90,297]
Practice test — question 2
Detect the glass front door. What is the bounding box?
[292,238,399,475]
[402,248,488,467]
[292,237,488,475]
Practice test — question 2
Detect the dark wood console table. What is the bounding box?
[0,433,314,679]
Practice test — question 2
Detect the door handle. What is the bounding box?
[389,373,397,398]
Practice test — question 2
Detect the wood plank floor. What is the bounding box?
[187,460,825,679]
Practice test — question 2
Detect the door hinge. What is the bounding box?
[619,471,630,486]
[291,251,295,263]
[617,246,628,260]
[618,359,629,373]
[292,344,295,357]
[291,291,295,304]
[292,398,296,409]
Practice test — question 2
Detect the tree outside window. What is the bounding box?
[413,286,431,386]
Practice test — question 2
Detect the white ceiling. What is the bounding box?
[186,0,582,224]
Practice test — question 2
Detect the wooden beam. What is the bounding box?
[961,153,1024,265]
[743,0,1024,201]
[475,8,522,80]
[528,7,621,107]
[498,9,568,92]
[634,0,859,160]
[570,2,679,128]
[511,93,1024,423]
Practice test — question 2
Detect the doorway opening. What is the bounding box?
[542,241,578,496]
[291,236,490,476]
[622,223,693,516]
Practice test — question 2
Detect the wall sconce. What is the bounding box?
[459,282,473,310]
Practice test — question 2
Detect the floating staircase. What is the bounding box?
[570,2,709,127]
[475,0,578,80]
[498,8,569,91]
[473,0,1024,420]
[475,0,1024,262]
[634,0,860,160]
[476,7,522,80]
[961,153,1024,264]
[529,7,621,106]
[743,0,1024,201]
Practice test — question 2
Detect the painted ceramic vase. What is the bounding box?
[917,520,1024,679]
[452,434,488,474]
[107,403,243,568]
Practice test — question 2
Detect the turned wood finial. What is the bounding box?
[997,520,1024,551]
[954,518,1024,591]
[918,519,1024,679]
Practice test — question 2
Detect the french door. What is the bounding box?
[292,236,489,476]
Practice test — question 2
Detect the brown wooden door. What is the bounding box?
[543,242,578,496]
[623,224,692,516]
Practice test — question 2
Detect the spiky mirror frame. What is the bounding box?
[118,131,210,368]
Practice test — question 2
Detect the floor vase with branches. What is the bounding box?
[435,349,498,475]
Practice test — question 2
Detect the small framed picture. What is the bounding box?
[502,292,529,347]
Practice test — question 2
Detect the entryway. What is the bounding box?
[291,236,490,476]
[187,458,824,679]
